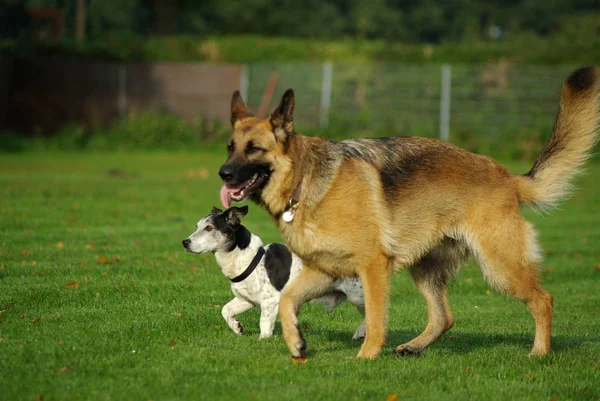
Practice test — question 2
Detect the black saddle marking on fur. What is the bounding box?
[339,137,440,201]
[566,66,595,93]
[264,243,293,291]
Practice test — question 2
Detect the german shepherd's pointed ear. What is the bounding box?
[231,90,252,127]
[225,205,249,227]
[270,89,295,144]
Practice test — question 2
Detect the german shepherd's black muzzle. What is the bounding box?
[218,160,270,208]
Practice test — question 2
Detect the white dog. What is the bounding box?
[182,206,365,339]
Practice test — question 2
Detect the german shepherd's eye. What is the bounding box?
[227,141,234,154]
[204,226,213,232]
[245,141,264,155]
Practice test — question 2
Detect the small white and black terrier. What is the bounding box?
[182,206,365,339]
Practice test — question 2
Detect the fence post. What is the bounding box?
[320,61,333,128]
[239,64,249,102]
[439,64,451,141]
[118,65,127,120]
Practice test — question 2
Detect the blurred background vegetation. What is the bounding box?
[1,0,599,63]
[1,0,599,159]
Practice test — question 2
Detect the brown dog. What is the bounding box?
[218,66,599,359]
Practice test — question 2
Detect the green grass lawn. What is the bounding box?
[1,151,599,401]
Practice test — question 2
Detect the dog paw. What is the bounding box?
[352,331,365,341]
[528,348,550,357]
[290,339,307,358]
[234,322,244,336]
[393,343,423,357]
[259,332,273,339]
[352,326,366,340]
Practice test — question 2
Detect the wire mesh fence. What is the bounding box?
[243,63,577,150]
[3,57,581,158]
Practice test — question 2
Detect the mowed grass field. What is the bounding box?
[1,151,599,401]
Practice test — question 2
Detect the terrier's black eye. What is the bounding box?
[204,226,213,232]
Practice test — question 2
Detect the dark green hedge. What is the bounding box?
[26,31,600,64]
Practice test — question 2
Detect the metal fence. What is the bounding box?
[241,63,578,146]
[2,58,580,153]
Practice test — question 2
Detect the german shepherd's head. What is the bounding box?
[218,90,296,210]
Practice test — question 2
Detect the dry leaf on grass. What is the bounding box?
[98,256,119,264]
[66,282,79,289]
[185,168,210,179]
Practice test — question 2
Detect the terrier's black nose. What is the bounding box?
[219,165,234,182]
[182,239,191,248]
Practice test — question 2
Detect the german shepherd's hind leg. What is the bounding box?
[356,252,392,359]
[395,238,467,356]
[468,216,553,356]
[279,266,334,359]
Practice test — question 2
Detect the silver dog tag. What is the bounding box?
[282,210,294,222]
[282,197,299,223]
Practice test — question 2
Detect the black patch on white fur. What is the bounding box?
[213,214,251,251]
[234,225,251,250]
[264,243,292,291]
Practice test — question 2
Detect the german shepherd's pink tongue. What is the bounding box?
[220,184,242,208]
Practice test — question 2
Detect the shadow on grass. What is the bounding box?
[300,327,600,357]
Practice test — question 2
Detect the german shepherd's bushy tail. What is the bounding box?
[515,66,600,213]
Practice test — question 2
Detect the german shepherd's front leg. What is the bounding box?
[279,266,334,359]
[356,252,392,359]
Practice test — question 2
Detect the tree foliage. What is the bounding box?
[175,0,599,43]
[1,0,598,45]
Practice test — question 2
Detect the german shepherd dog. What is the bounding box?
[218,67,599,360]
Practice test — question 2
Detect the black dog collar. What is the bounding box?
[230,247,265,283]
